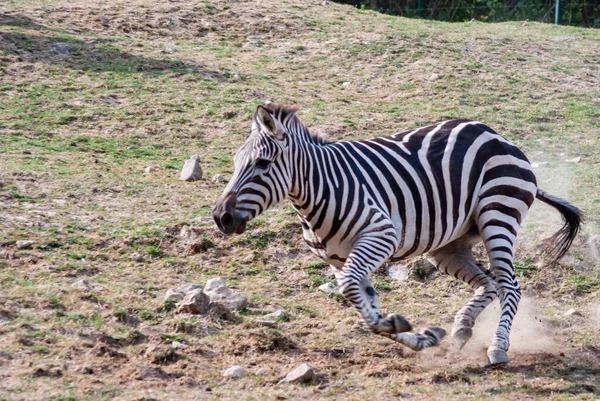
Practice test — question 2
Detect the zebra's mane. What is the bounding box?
[261,103,330,145]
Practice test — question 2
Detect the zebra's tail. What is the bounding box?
[535,188,584,263]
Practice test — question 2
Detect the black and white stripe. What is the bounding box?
[213,104,583,364]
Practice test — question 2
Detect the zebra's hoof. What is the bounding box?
[422,327,446,344]
[487,348,509,365]
[387,314,412,334]
[452,327,473,349]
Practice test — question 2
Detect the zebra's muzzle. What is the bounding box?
[213,192,247,235]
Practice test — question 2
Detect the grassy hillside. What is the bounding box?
[1,0,599,400]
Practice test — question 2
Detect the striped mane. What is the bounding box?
[260,103,330,145]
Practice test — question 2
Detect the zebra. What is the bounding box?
[212,103,583,365]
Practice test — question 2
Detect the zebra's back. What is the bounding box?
[321,119,537,260]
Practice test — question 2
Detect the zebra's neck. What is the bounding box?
[287,138,328,218]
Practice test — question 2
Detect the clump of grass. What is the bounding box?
[145,246,164,258]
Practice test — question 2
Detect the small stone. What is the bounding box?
[342,81,350,87]
[179,155,202,181]
[318,282,338,294]
[429,73,440,81]
[223,365,246,379]
[212,174,226,183]
[564,308,582,317]
[130,252,144,262]
[164,288,185,302]
[127,145,139,150]
[171,341,189,349]
[176,289,210,314]
[16,240,35,249]
[565,156,581,163]
[278,363,314,384]
[264,310,289,321]
[203,277,248,311]
[145,166,158,173]
[50,42,73,54]
[242,253,254,263]
[71,279,92,290]
[22,150,32,155]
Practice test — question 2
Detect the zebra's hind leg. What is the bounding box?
[359,276,412,334]
[478,212,526,365]
[427,244,498,349]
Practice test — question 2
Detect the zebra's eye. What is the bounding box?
[255,158,271,169]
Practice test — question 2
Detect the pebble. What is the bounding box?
[212,174,226,183]
[223,365,246,379]
[264,310,289,321]
[564,308,582,317]
[179,155,202,181]
[278,363,314,384]
[429,73,440,81]
[144,166,158,173]
[16,240,35,249]
[171,341,190,349]
[342,81,350,87]
[127,146,139,150]
[318,282,338,294]
[565,156,581,163]
[22,150,32,155]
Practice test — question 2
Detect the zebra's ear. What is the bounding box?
[255,106,286,141]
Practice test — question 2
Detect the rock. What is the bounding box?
[16,240,35,249]
[179,155,202,181]
[564,308,582,317]
[176,289,210,314]
[50,42,73,54]
[207,302,240,323]
[212,174,226,183]
[22,150,32,155]
[264,310,289,322]
[71,279,92,290]
[223,365,246,379]
[136,366,169,381]
[203,277,248,311]
[176,284,203,294]
[318,282,338,294]
[164,288,185,302]
[255,367,269,376]
[127,145,139,150]
[144,166,158,173]
[342,81,350,87]
[171,341,189,349]
[278,363,314,384]
[429,73,440,81]
[565,156,581,163]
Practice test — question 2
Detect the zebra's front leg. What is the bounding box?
[336,239,445,351]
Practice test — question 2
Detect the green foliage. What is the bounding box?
[337,0,598,26]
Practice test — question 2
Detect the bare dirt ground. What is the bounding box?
[1,0,599,400]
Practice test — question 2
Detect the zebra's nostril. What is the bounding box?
[221,212,233,227]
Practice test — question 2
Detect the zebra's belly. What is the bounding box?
[301,228,351,269]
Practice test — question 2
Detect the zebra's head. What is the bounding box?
[213,104,294,235]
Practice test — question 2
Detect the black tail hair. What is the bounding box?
[535,188,584,263]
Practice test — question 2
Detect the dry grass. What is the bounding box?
[0,0,599,400]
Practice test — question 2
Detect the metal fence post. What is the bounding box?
[555,0,561,24]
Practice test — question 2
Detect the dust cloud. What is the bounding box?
[462,296,559,355]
